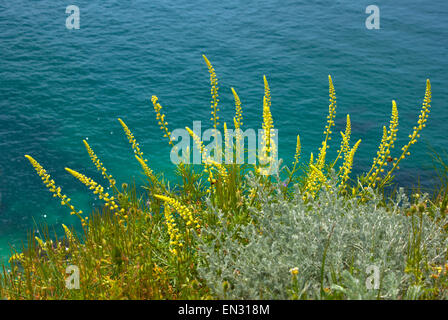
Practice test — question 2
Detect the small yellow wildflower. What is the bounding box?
[323,75,337,147]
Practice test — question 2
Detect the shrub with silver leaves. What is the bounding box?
[198,175,448,299]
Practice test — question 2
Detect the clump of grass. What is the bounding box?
[1,56,444,300]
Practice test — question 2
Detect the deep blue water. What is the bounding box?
[0,1,447,262]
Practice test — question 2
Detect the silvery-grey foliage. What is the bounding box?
[198,175,448,299]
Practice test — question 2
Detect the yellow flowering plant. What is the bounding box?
[7,56,439,301]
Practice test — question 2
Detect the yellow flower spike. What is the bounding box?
[380,80,431,186]
[35,236,46,251]
[317,141,327,169]
[233,116,243,159]
[289,267,299,276]
[185,126,215,192]
[65,168,120,213]
[24,155,84,221]
[135,155,153,178]
[293,134,301,166]
[151,95,174,146]
[223,122,232,162]
[223,122,229,148]
[332,128,351,174]
[389,100,399,141]
[83,139,116,189]
[304,139,329,198]
[262,76,274,153]
[163,206,181,256]
[323,75,337,148]
[203,55,219,130]
[284,134,302,188]
[8,253,24,264]
[155,195,200,229]
[186,126,206,157]
[231,87,243,128]
[313,76,337,174]
[303,157,319,199]
[62,224,75,242]
[207,159,229,185]
[118,117,156,183]
[263,75,272,112]
[340,139,362,188]
[257,75,276,174]
[309,164,327,185]
[118,118,145,159]
[365,100,400,188]
[342,114,351,152]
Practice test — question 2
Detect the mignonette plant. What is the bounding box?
[1,55,444,300]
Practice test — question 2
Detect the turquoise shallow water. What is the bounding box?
[0,1,447,262]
